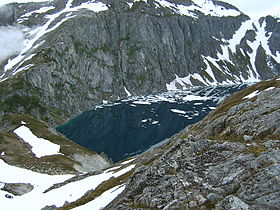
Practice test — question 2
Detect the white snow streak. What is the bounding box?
[183,95,210,101]
[166,73,209,91]
[171,109,186,114]
[124,87,132,97]
[74,185,126,210]
[243,90,259,99]
[133,101,152,105]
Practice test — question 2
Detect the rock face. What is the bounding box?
[0,5,16,26]
[105,76,280,209]
[0,0,279,126]
[1,183,34,196]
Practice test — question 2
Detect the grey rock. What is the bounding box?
[0,5,16,26]
[207,193,222,204]
[216,195,249,210]
[196,194,207,205]
[1,183,34,196]
[104,79,280,209]
[188,201,198,209]
[243,135,253,142]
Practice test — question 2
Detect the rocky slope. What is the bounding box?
[0,1,279,208]
[0,0,279,126]
[105,76,280,209]
[0,114,111,175]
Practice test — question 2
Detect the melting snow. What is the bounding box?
[74,184,126,210]
[183,95,210,101]
[166,73,208,90]
[133,101,152,105]
[154,0,240,18]
[13,126,62,158]
[0,159,135,209]
[171,109,186,115]
[124,87,132,97]
[121,158,135,165]
[243,90,259,99]
[264,87,275,91]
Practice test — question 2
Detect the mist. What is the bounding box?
[0,26,25,63]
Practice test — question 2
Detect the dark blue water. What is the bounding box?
[56,85,248,162]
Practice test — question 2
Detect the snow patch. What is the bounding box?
[121,158,135,165]
[171,109,186,115]
[74,184,126,210]
[13,126,62,158]
[264,87,275,91]
[166,73,209,90]
[133,101,151,105]
[183,95,210,101]
[151,121,159,125]
[0,158,135,209]
[243,90,259,99]
[124,87,132,97]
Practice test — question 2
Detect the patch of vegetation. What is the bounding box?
[245,145,268,155]
[180,132,189,139]
[128,45,141,57]
[0,95,47,115]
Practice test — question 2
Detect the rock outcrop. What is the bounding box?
[105,76,280,209]
[0,5,16,26]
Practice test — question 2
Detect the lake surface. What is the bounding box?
[56,84,248,162]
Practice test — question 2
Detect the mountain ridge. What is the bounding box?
[0,0,279,209]
[0,0,279,127]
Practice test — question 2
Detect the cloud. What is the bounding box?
[0,26,25,63]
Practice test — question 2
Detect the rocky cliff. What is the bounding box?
[105,76,280,209]
[0,0,279,208]
[0,0,279,126]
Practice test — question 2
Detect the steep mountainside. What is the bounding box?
[105,76,280,209]
[0,0,279,125]
[0,1,279,209]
